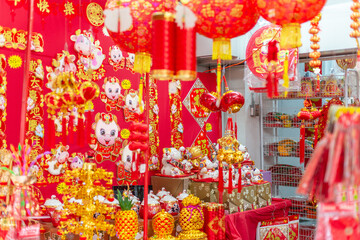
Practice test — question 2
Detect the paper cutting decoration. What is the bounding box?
[70,29,106,81]
[89,113,122,163]
[123,89,144,122]
[0,55,6,149]
[100,76,124,112]
[108,45,125,71]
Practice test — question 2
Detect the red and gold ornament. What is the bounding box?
[309,14,322,92]
[257,0,326,49]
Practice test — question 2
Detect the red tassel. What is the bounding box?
[235,122,238,139]
[316,74,320,92]
[227,118,233,133]
[238,168,242,193]
[62,116,67,146]
[218,162,224,204]
[300,121,305,164]
[48,116,55,149]
[267,40,278,62]
[85,111,92,144]
[77,116,84,147]
[68,114,74,144]
[132,151,138,180]
[228,166,233,194]
[314,124,318,148]
[266,73,273,98]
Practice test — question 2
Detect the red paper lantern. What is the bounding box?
[257,0,326,49]
[220,91,245,113]
[151,12,176,80]
[185,0,259,60]
[104,0,176,74]
[200,92,220,112]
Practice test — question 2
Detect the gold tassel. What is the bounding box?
[280,23,302,49]
[213,38,232,60]
[138,75,144,113]
[283,51,289,97]
[134,52,152,74]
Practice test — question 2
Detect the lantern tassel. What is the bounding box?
[48,116,55,149]
[228,166,233,194]
[213,38,232,60]
[134,53,151,74]
[86,111,92,144]
[280,23,302,49]
[238,169,242,193]
[300,121,305,164]
[218,162,224,203]
[77,116,85,147]
[283,51,289,97]
[68,114,74,144]
[138,76,144,113]
[61,115,67,146]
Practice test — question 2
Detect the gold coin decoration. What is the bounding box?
[86,2,104,27]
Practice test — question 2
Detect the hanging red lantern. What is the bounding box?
[257,0,326,49]
[220,91,245,113]
[151,12,176,80]
[104,0,176,74]
[185,0,259,101]
[200,92,220,112]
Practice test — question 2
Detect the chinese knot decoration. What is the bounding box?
[309,14,322,92]
[257,0,326,49]
[45,51,100,148]
[297,100,321,164]
[58,163,115,240]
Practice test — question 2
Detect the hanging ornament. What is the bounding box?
[104,0,176,74]
[257,0,326,49]
[309,14,322,92]
[350,0,360,72]
[266,40,279,98]
[174,4,197,81]
[86,2,105,27]
[185,0,259,102]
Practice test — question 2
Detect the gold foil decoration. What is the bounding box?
[86,2,104,27]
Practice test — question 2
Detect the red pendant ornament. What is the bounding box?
[151,12,176,80]
[220,91,245,113]
[200,92,220,113]
[257,0,326,49]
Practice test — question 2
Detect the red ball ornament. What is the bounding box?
[104,0,176,74]
[200,92,220,112]
[257,0,326,49]
[220,91,245,113]
[185,0,259,60]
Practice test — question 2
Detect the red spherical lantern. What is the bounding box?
[186,0,259,60]
[104,0,176,74]
[220,91,245,113]
[257,0,326,49]
[200,92,220,112]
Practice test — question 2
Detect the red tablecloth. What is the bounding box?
[225,198,291,240]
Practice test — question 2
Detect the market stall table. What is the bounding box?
[225,198,291,240]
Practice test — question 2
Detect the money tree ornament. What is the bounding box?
[58,163,115,240]
[257,0,326,49]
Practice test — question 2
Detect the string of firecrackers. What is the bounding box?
[309,14,322,92]
[0,26,44,52]
[169,79,183,149]
[0,55,7,149]
[351,0,360,61]
[26,59,47,186]
[71,29,106,82]
[148,75,160,170]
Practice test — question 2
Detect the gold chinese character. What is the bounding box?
[28,119,37,131]
[37,0,50,13]
[64,1,75,15]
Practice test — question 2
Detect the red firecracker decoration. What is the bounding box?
[257,0,326,49]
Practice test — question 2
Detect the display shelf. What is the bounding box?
[263,137,314,158]
[299,220,316,240]
[266,164,303,187]
[286,196,317,220]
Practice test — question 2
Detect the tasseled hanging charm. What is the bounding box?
[138,76,144,113]
[218,161,224,202]
[235,122,238,139]
[48,115,56,149]
[77,114,85,147]
[309,14,322,92]
[267,40,279,98]
[238,167,242,193]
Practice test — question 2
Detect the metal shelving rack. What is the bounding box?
[259,69,359,239]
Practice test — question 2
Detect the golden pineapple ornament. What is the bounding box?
[150,209,176,240]
[115,190,139,240]
[178,195,206,240]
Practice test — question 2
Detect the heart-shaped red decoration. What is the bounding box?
[200,92,220,112]
[80,82,99,102]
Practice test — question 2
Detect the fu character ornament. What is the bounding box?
[108,45,125,71]
[100,77,124,112]
[89,113,122,163]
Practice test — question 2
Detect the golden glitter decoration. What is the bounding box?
[8,55,22,69]
[56,182,67,194]
[86,2,104,27]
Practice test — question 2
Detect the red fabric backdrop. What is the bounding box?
[0,0,220,199]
